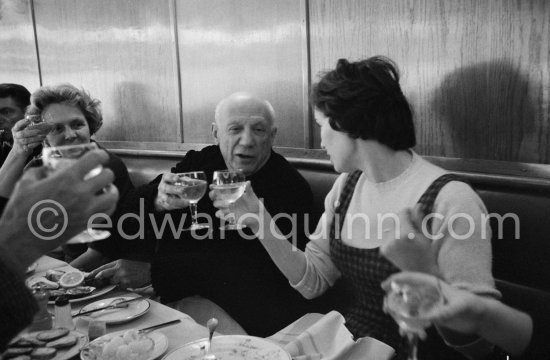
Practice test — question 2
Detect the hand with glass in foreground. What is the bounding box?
[42,142,111,242]
[383,272,536,357]
[382,272,445,360]
[0,149,117,271]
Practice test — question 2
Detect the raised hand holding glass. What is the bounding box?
[173,171,209,230]
[384,276,444,360]
[212,169,246,230]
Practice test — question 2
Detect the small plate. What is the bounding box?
[163,335,291,360]
[26,273,117,305]
[9,330,87,360]
[77,296,151,324]
[80,330,168,360]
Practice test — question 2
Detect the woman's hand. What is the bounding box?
[380,204,441,277]
[10,118,49,156]
[210,181,262,232]
[382,272,486,335]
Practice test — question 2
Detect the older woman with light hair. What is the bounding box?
[0,84,141,270]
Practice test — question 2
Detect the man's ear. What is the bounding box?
[211,122,219,144]
[270,126,278,141]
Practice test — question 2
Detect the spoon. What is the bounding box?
[204,318,218,360]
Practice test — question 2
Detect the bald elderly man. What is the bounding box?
[91,92,316,335]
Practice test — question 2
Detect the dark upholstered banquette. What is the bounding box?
[111,149,550,316]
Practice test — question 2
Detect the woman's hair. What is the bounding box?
[311,56,415,150]
[26,84,103,135]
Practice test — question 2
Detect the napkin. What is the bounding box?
[269,311,395,360]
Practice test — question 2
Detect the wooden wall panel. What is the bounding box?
[309,0,550,163]
[175,0,306,147]
[0,0,40,91]
[33,0,181,142]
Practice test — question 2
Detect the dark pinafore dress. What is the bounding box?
[329,171,464,360]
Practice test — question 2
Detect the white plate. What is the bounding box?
[77,296,151,324]
[163,335,291,360]
[80,330,168,360]
[48,284,117,305]
[26,273,117,305]
[9,330,87,360]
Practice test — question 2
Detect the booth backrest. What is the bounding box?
[113,150,550,294]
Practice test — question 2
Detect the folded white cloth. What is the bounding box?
[269,311,395,360]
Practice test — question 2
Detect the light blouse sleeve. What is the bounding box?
[431,181,502,359]
[290,174,346,299]
[430,181,500,298]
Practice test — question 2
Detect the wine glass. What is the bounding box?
[212,169,246,230]
[42,142,111,242]
[173,171,209,230]
[384,276,444,360]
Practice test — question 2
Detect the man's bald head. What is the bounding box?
[212,92,277,176]
[214,92,275,129]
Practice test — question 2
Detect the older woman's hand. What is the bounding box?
[210,181,262,232]
[10,118,49,156]
[380,204,442,277]
[154,172,190,211]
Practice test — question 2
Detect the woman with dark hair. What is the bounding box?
[0,84,142,270]
[214,57,498,359]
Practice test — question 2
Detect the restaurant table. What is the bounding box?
[25,257,395,360]
[28,256,210,355]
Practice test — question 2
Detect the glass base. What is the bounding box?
[185,223,210,231]
[219,224,246,230]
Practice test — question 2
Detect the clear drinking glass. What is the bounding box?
[384,277,444,360]
[212,169,246,230]
[88,319,107,341]
[174,171,209,230]
[42,142,111,242]
[26,114,53,146]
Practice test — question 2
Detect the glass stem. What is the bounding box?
[408,334,419,360]
[228,201,236,225]
[189,202,199,226]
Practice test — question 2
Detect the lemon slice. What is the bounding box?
[59,271,85,288]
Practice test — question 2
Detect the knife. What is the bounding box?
[73,296,147,317]
[138,319,181,334]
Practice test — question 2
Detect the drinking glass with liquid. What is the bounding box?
[28,286,53,332]
[173,171,209,230]
[42,142,111,242]
[385,277,444,360]
[212,169,246,230]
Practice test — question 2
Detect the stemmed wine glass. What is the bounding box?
[384,276,444,360]
[212,169,246,230]
[42,142,111,242]
[173,171,209,230]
